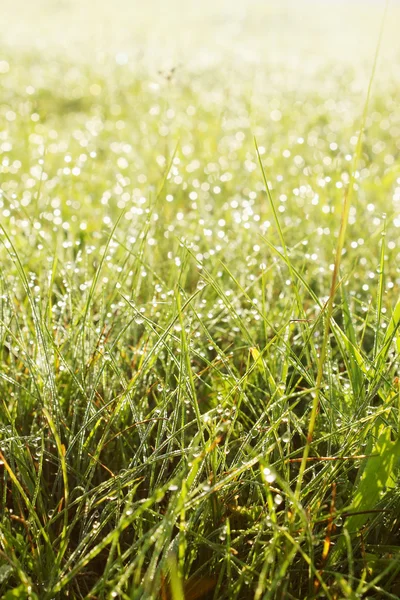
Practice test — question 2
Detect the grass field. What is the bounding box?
[1,1,400,598]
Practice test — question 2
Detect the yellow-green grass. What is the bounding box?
[1,2,400,598]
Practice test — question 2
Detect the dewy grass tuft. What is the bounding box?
[0,1,400,598]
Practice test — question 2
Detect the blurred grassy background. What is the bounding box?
[2,0,400,76]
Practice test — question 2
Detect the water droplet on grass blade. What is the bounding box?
[263,467,276,483]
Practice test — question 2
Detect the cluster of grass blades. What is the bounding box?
[2,2,400,599]
[1,202,400,600]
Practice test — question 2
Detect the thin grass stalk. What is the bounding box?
[294,0,389,501]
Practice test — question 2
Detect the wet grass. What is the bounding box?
[0,29,400,600]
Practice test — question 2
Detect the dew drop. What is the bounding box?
[263,467,277,483]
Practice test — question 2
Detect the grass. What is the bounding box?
[1,9,400,598]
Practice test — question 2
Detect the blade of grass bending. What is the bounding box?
[374,217,387,360]
[380,295,400,360]
[176,288,206,447]
[340,283,364,402]
[0,223,58,418]
[42,407,70,577]
[254,138,305,322]
[295,0,389,501]
[81,210,125,369]
[0,450,53,556]
[254,136,317,376]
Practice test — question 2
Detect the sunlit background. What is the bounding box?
[2,0,399,75]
